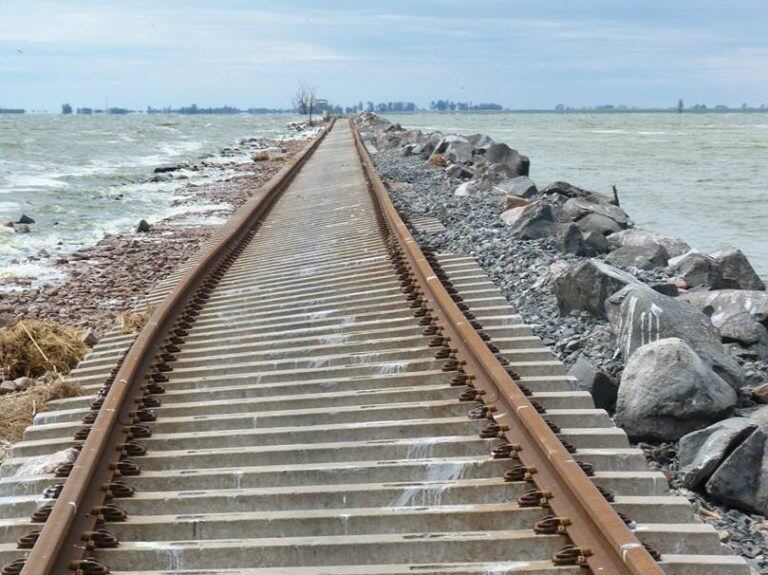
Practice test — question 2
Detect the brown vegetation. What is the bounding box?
[120,304,156,334]
[0,320,88,379]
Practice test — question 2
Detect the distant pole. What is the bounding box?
[612,185,620,207]
[677,99,684,113]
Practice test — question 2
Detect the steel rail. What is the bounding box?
[351,118,665,575]
[20,121,334,575]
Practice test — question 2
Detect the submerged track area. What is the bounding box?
[0,121,750,574]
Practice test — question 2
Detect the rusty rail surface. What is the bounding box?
[350,118,664,575]
[18,122,334,575]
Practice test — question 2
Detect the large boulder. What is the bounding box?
[540,181,614,205]
[710,248,766,291]
[485,143,529,176]
[668,251,724,289]
[554,224,585,256]
[491,176,538,199]
[615,338,737,440]
[552,259,640,319]
[680,290,768,324]
[415,132,444,158]
[606,284,745,387]
[568,355,618,411]
[582,231,610,256]
[434,135,469,155]
[443,140,474,165]
[467,133,494,154]
[606,228,691,259]
[500,203,558,239]
[678,417,757,488]
[705,425,768,514]
[604,244,669,270]
[713,310,768,345]
[562,197,631,230]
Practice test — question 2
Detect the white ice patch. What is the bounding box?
[376,361,408,375]
[390,461,468,508]
[14,448,78,477]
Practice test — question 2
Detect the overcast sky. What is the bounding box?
[1,0,766,110]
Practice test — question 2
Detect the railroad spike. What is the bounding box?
[84,529,120,548]
[0,559,25,575]
[16,530,41,549]
[552,544,592,566]
[71,558,112,575]
[533,515,572,535]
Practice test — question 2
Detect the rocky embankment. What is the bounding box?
[356,111,768,571]
[0,135,309,335]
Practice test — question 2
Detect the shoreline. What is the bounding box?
[358,111,768,572]
[0,131,312,334]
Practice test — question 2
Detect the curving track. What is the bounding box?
[0,120,750,575]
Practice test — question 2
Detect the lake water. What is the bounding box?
[1,112,766,287]
[0,113,299,288]
[389,112,768,279]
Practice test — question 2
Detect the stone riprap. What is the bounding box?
[356,110,768,572]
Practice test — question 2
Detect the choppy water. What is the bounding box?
[388,112,768,279]
[0,113,298,287]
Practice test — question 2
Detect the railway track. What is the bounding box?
[0,120,750,574]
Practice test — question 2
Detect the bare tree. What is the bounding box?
[292,82,317,125]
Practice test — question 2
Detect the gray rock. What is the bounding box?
[710,248,766,291]
[80,328,99,347]
[136,219,151,233]
[434,135,469,155]
[606,284,745,387]
[606,228,691,259]
[554,224,584,256]
[678,417,757,488]
[467,133,494,153]
[552,259,640,319]
[540,181,614,205]
[615,338,737,440]
[484,143,529,176]
[0,380,17,395]
[14,224,31,233]
[713,309,768,345]
[416,132,444,158]
[501,203,558,240]
[705,425,768,514]
[582,231,609,256]
[648,282,679,297]
[443,140,474,165]
[604,244,669,270]
[568,355,618,411]
[0,218,13,228]
[491,176,538,199]
[17,214,35,225]
[13,376,36,390]
[680,289,768,324]
[154,165,180,174]
[668,251,723,289]
[562,197,631,230]
[576,212,622,236]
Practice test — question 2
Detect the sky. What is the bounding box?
[1,0,767,111]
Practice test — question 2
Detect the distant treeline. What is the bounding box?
[60,103,291,115]
[147,104,291,115]
[429,100,503,112]
[0,108,25,114]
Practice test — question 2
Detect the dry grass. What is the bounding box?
[0,376,83,447]
[0,320,88,380]
[120,303,156,334]
[427,154,446,167]
[252,151,270,162]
